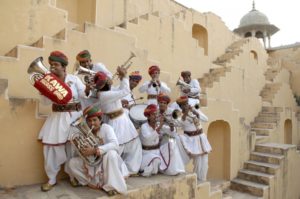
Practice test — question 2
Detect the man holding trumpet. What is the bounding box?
[139,65,171,105]
[93,66,142,175]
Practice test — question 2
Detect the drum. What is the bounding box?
[129,104,148,128]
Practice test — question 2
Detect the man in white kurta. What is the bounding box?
[179,70,201,106]
[175,96,212,182]
[94,69,142,175]
[139,65,171,105]
[75,50,113,109]
[140,104,185,177]
[65,106,128,195]
[38,51,86,191]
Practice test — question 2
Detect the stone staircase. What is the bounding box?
[197,39,249,104]
[231,143,286,199]
[213,38,249,67]
[259,83,282,104]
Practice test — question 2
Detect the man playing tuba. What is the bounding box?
[37,51,87,192]
[65,106,129,196]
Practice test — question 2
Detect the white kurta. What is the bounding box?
[138,80,171,105]
[180,79,201,98]
[176,110,212,181]
[140,122,185,177]
[97,77,142,174]
[38,74,86,185]
[38,74,85,145]
[78,62,113,109]
[66,124,128,194]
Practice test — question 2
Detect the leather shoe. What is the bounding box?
[107,190,118,196]
[41,182,56,192]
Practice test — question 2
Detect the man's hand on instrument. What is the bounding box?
[121,99,129,109]
[182,87,190,93]
[117,66,127,80]
[81,146,97,157]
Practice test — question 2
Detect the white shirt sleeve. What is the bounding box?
[98,124,119,153]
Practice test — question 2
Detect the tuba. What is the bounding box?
[28,57,73,104]
[112,51,136,80]
[70,116,103,166]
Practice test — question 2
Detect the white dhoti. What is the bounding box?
[66,150,128,194]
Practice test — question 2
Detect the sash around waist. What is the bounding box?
[184,128,203,137]
[52,102,82,112]
[105,109,124,120]
[142,143,160,150]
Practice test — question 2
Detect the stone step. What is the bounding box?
[251,128,271,136]
[250,122,276,129]
[255,135,269,144]
[238,169,274,185]
[262,106,283,113]
[231,178,269,197]
[258,112,280,117]
[255,143,295,155]
[244,160,280,175]
[254,116,279,123]
[250,151,284,165]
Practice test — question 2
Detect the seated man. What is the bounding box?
[139,104,185,177]
[65,106,129,196]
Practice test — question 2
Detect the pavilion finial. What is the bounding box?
[252,0,256,10]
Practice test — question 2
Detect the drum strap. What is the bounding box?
[184,128,202,137]
[106,109,124,120]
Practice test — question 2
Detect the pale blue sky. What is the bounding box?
[175,0,299,47]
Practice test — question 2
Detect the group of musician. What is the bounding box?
[36,50,212,196]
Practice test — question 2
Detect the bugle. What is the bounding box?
[112,51,136,80]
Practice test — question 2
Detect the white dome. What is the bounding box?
[239,9,270,28]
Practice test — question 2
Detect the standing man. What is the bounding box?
[65,106,128,196]
[38,51,86,191]
[93,67,142,175]
[175,96,212,182]
[139,65,171,105]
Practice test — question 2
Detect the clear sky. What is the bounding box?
[174,0,300,47]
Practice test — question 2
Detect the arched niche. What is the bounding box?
[284,119,292,144]
[250,50,258,63]
[207,120,231,180]
[192,24,208,55]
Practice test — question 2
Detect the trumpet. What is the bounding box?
[112,51,136,80]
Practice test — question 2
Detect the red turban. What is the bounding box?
[76,50,91,62]
[176,96,188,106]
[157,93,171,104]
[48,51,68,66]
[148,65,160,75]
[181,70,191,78]
[144,104,157,117]
[129,71,142,82]
[83,105,103,119]
[94,71,108,90]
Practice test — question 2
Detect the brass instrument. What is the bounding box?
[176,78,199,98]
[27,57,73,104]
[28,57,50,84]
[112,51,136,80]
[162,109,182,127]
[70,116,103,166]
[76,66,97,84]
